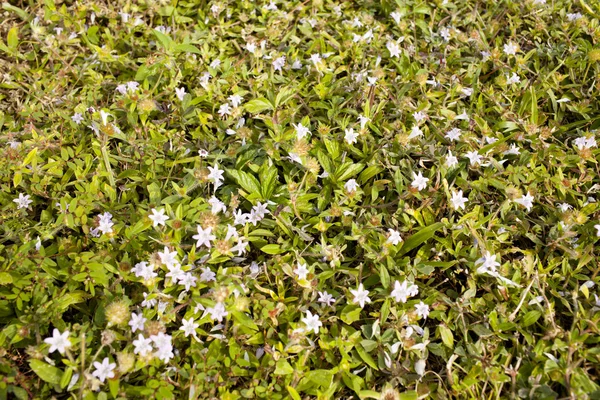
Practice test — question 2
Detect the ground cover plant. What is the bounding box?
[2,0,600,398]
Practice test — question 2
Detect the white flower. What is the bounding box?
[119,12,130,23]
[208,196,227,215]
[506,73,521,85]
[414,302,430,319]
[317,291,335,306]
[475,251,501,274]
[415,359,426,376]
[198,149,209,157]
[200,267,216,282]
[465,150,482,166]
[308,52,322,64]
[445,128,461,141]
[291,59,302,69]
[446,151,458,168]
[128,312,146,333]
[149,208,169,227]
[133,261,157,281]
[411,171,429,191]
[481,50,491,61]
[408,126,423,139]
[141,292,156,308]
[345,128,359,144]
[503,41,518,55]
[218,103,232,117]
[391,280,419,303]
[158,246,178,267]
[450,190,468,210]
[595,224,600,237]
[461,87,473,97]
[574,136,597,150]
[455,111,469,120]
[567,12,583,21]
[344,179,360,193]
[207,163,225,190]
[514,192,534,212]
[246,42,257,53]
[92,358,116,383]
[229,94,243,108]
[413,111,427,123]
[207,302,228,322]
[387,229,402,246]
[175,87,186,101]
[179,272,197,291]
[133,334,153,356]
[14,193,33,210]
[193,225,216,248]
[180,317,199,337]
[358,115,370,129]
[295,262,309,280]
[273,56,286,71]
[439,27,450,41]
[293,123,311,140]
[210,59,221,69]
[230,237,248,255]
[126,81,139,92]
[390,11,402,24]
[302,310,323,334]
[71,113,84,124]
[351,284,371,308]
[44,329,71,354]
[150,332,174,362]
[387,41,401,58]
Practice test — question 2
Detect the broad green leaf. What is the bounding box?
[274,359,294,375]
[245,98,274,113]
[397,222,444,257]
[29,360,62,385]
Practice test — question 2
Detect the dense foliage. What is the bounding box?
[2,0,600,398]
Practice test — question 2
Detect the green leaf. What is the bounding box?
[438,325,454,348]
[7,26,18,51]
[29,360,62,385]
[2,3,30,20]
[152,29,174,51]
[228,170,261,195]
[275,87,296,107]
[356,344,378,370]
[397,222,444,257]
[286,386,302,400]
[274,359,294,375]
[522,310,541,327]
[173,43,201,54]
[0,272,13,285]
[340,304,362,324]
[245,98,274,113]
[21,147,37,167]
[336,162,365,181]
[260,244,283,254]
[399,391,418,400]
[231,311,259,331]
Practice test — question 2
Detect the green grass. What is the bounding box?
[1,0,600,399]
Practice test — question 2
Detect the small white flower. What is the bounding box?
[207,302,228,322]
[350,283,371,308]
[71,113,84,124]
[450,190,469,210]
[387,41,401,58]
[273,55,286,71]
[175,87,186,101]
[133,334,153,356]
[414,302,430,319]
[14,193,33,210]
[387,229,403,246]
[411,171,429,191]
[345,128,359,144]
[514,192,534,212]
[149,208,169,228]
[92,358,116,383]
[446,151,458,168]
[439,27,450,41]
[344,179,360,193]
[506,73,521,85]
[503,41,518,55]
[294,262,309,280]
[129,312,146,333]
[445,128,461,141]
[301,310,323,334]
[180,317,199,337]
[317,291,335,306]
[390,280,419,303]
[44,329,71,354]
[228,94,243,108]
[293,123,311,140]
[218,103,232,117]
[193,225,216,248]
[408,126,423,139]
[465,150,482,166]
